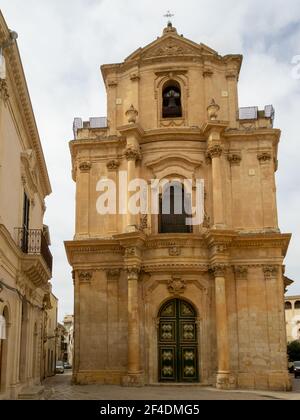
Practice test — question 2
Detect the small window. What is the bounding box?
[295,301,300,310]
[285,302,292,310]
[162,81,182,119]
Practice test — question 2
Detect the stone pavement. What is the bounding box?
[43,372,300,401]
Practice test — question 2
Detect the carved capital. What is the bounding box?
[125,147,141,162]
[106,269,121,281]
[203,68,214,78]
[107,160,120,171]
[127,267,141,281]
[168,276,186,295]
[257,152,272,164]
[263,265,279,280]
[210,264,227,278]
[0,79,9,101]
[79,161,92,172]
[78,271,93,283]
[234,266,248,279]
[207,145,223,160]
[228,154,242,165]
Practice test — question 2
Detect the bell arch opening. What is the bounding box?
[162,81,182,119]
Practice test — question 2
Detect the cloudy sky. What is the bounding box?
[1,0,300,321]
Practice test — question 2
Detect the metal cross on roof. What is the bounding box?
[164,10,174,25]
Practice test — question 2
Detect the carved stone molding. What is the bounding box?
[234,266,248,279]
[125,147,141,162]
[168,276,186,295]
[127,267,141,281]
[139,215,148,231]
[210,264,228,278]
[78,271,93,283]
[228,154,242,165]
[0,79,9,101]
[79,161,92,172]
[107,160,120,171]
[263,265,279,280]
[106,269,121,281]
[169,245,181,257]
[257,152,272,164]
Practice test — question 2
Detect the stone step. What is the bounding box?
[18,386,45,400]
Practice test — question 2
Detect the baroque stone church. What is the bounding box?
[65,23,291,391]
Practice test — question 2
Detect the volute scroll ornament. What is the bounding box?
[107,160,120,171]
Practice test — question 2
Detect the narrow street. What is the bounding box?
[43,372,300,400]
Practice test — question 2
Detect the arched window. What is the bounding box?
[159,182,192,234]
[295,301,300,310]
[285,302,292,310]
[162,81,182,119]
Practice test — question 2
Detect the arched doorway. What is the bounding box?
[158,299,199,383]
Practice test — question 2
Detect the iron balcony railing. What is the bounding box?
[15,228,53,274]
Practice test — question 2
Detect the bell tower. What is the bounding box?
[66,23,291,391]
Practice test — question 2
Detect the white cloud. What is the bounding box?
[1,0,299,320]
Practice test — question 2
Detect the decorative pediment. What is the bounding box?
[125,28,219,63]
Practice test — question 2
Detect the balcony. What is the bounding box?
[15,228,53,275]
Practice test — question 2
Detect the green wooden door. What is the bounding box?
[158,299,199,383]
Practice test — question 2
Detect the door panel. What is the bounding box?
[158,299,199,383]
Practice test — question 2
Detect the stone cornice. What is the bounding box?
[0,12,51,197]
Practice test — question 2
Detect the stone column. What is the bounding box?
[76,161,92,238]
[208,145,225,229]
[228,154,242,228]
[0,80,9,224]
[211,264,233,389]
[106,269,120,368]
[226,72,238,129]
[125,148,140,232]
[123,267,144,386]
[107,160,120,235]
[258,153,278,230]
[73,270,80,382]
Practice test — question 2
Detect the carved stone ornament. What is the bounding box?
[257,152,272,164]
[78,271,93,282]
[210,264,227,278]
[169,246,181,257]
[228,154,242,165]
[107,160,120,171]
[125,247,137,258]
[0,79,9,101]
[125,105,139,124]
[127,267,141,280]
[207,99,220,121]
[234,266,248,279]
[106,269,121,281]
[79,161,92,172]
[263,265,279,279]
[143,40,195,59]
[168,276,186,295]
[125,147,141,162]
[139,214,148,231]
[207,145,223,161]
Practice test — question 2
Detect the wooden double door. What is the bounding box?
[158,299,199,383]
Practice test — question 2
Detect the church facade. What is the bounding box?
[65,24,291,391]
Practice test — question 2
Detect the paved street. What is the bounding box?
[43,372,300,400]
